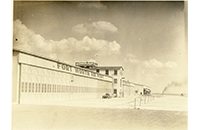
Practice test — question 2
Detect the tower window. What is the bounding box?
[105,70,109,75]
[114,79,117,84]
[114,70,117,75]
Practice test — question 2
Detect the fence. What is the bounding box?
[132,95,155,109]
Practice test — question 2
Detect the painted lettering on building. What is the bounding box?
[75,68,90,76]
[90,72,96,77]
[57,63,72,72]
[57,62,105,79]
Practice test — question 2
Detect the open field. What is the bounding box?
[12,95,188,130]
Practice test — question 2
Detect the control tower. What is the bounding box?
[75,61,98,69]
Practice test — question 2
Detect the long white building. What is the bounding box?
[12,49,151,104]
[12,49,113,104]
[75,62,151,97]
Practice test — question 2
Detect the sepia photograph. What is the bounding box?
[11,0,188,130]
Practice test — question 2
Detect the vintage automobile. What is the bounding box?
[102,93,111,99]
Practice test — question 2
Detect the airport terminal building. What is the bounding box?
[75,62,124,97]
[12,49,150,104]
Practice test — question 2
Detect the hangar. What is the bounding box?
[12,49,113,104]
[12,49,151,104]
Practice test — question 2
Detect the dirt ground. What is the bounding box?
[12,95,188,130]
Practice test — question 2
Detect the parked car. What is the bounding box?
[112,93,117,98]
[102,93,111,99]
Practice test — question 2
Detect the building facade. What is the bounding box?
[12,49,151,104]
[91,66,124,97]
[121,79,135,97]
[75,62,151,97]
[12,49,113,104]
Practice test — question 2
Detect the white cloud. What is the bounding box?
[71,24,88,34]
[109,41,121,52]
[92,21,118,33]
[125,53,140,63]
[164,61,178,68]
[13,19,121,62]
[13,19,33,50]
[143,59,164,68]
[143,59,178,68]
[13,19,54,53]
[72,21,118,35]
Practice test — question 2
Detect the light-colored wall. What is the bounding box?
[18,52,112,82]
[13,50,113,104]
[12,51,20,103]
[134,85,144,95]
[20,64,112,103]
[98,69,124,96]
[122,80,145,97]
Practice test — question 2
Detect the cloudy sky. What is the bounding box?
[13,1,188,93]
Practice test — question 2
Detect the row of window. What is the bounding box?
[114,79,117,84]
[96,69,118,76]
[21,74,106,86]
[21,82,111,93]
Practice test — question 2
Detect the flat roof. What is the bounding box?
[13,48,113,78]
[91,66,124,71]
[134,83,151,89]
